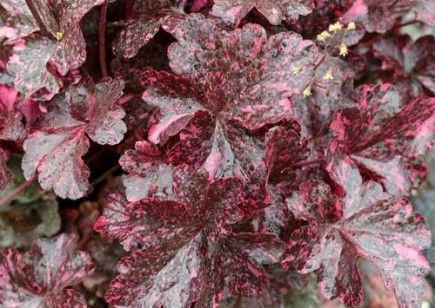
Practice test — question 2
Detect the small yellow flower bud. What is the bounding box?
[303,85,312,97]
[339,43,348,57]
[55,32,63,41]
[292,66,302,75]
[323,68,334,80]
[316,31,332,42]
[347,21,356,30]
[328,22,343,33]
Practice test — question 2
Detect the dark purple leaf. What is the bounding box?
[372,35,435,97]
[264,123,309,185]
[191,0,211,12]
[340,0,395,33]
[341,0,434,32]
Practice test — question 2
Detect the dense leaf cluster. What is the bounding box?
[0,0,434,307]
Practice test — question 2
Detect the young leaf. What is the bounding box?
[119,140,174,202]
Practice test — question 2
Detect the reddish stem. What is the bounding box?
[0,176,36,207]
[90,165,119,187]
[118,93,135,105]
[99,0,109,78]
[125,0,134,19]
[398,20,418,28]
[290,158,324,168]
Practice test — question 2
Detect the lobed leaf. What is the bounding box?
[0,234,94,307]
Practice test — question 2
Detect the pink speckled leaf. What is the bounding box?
[119,141,176,202]
[48,288,88,308]
[0,0,39,38]
[49,0,105,75]
[87,78,126,145]
[0,233,94,307]
[141,71,266,192]
[3,0,102,77]
[22,80,126,199]
[113,0,183,58]
[142,71,205,145]
[414,0,435,25]
[20,85,89,199]
[107,234,207,307]
[7,38,62,98]
[96,169,243,251]
[142,16,320,193]
[328,84,435,196]
[22,128,90,199]
[212,0,314,26]
[96,169,282,306]
[283,160,431,306]
[168,15,320,131]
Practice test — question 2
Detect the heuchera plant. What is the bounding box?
[0,0,434,307]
